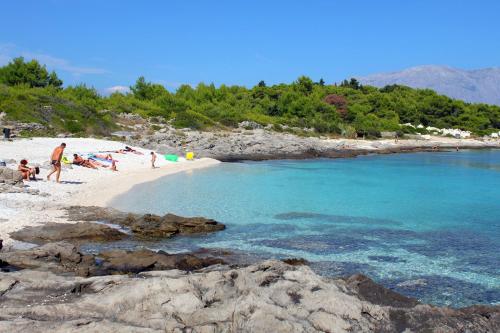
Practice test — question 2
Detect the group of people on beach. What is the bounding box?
[17,142,159,183]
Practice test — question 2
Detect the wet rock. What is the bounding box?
[65,206,225,239]
[345,273,419,308]
[97,249,225,274]
[281,258,308,266]
[10,222,128,245]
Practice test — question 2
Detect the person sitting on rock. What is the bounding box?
[18,159,37,181]
[72,154,98,169]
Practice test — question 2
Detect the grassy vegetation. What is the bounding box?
[1,58,500,137]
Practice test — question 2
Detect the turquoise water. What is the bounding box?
[110,150,500,307]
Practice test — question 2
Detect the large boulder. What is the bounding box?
[0,166,23,185]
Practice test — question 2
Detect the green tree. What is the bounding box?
[258,80,266,87]
[0,57,63,88]
[130,76,168,100]
[295,76,314,95]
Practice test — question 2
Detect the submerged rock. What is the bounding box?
[0,260,497,332]
[65,206,225,239]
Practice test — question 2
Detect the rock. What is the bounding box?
[0,241,95,276]
[10,222,128,245]
[281,258,308,266]
[125,213,225,238]
[0,242,226,277]
[0,183,42,195]
[0,166,24,185]
[0,260,497,332]
[345,273,419,308]
[65,206,225,239]
[97,249,225,274]
[239,121,263,130]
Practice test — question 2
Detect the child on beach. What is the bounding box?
[151,152,157,168]
[47,143,66,183]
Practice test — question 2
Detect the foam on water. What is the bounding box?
[110,150,500,307]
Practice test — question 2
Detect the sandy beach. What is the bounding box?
[0,137,220,250]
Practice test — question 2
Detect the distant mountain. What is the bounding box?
[357,65,500,106]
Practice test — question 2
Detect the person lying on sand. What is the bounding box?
[72,154,98,169]
[151,152,157,168]
[47,143,66,183]
[124,146,144,155]
[87,154,118,171]
[18,159,38,181]
[92,153,115,161]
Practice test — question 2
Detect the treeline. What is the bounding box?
[1,57,499,137]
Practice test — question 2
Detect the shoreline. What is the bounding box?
[215,145,500,162]
[72,157,220,207]
[0,137,220,249]
[1,136,499,250]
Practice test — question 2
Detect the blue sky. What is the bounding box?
[1,0,499,93]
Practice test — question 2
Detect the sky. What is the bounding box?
[1,0,499,94]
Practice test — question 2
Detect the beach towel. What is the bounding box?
[165,154,178,162]
[61,156,71,164]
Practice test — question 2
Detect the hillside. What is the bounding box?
[1,58,500,138]
[357,65,500,106]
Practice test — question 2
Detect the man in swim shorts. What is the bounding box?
[47,143,66,183]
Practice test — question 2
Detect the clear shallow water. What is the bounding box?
[110,150,500,307]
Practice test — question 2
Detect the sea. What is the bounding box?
[108,150,500,307]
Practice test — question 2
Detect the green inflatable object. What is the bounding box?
[164,154,178,162]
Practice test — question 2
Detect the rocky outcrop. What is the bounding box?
[10,222,128,245]
[0,260,497,332]
[0,241,95,276]
[126,127,500,162]
[65,206,225,239]
[98,249,225,274]
[0,242,226,277]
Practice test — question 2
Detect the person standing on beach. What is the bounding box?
[47,143,66,183]
[151,151,157,168]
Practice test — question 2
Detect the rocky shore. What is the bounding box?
[126,125,500,161]
[0,206,499,332]
[1,247,498,332]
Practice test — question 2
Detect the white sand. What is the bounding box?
[0,137,220,250]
